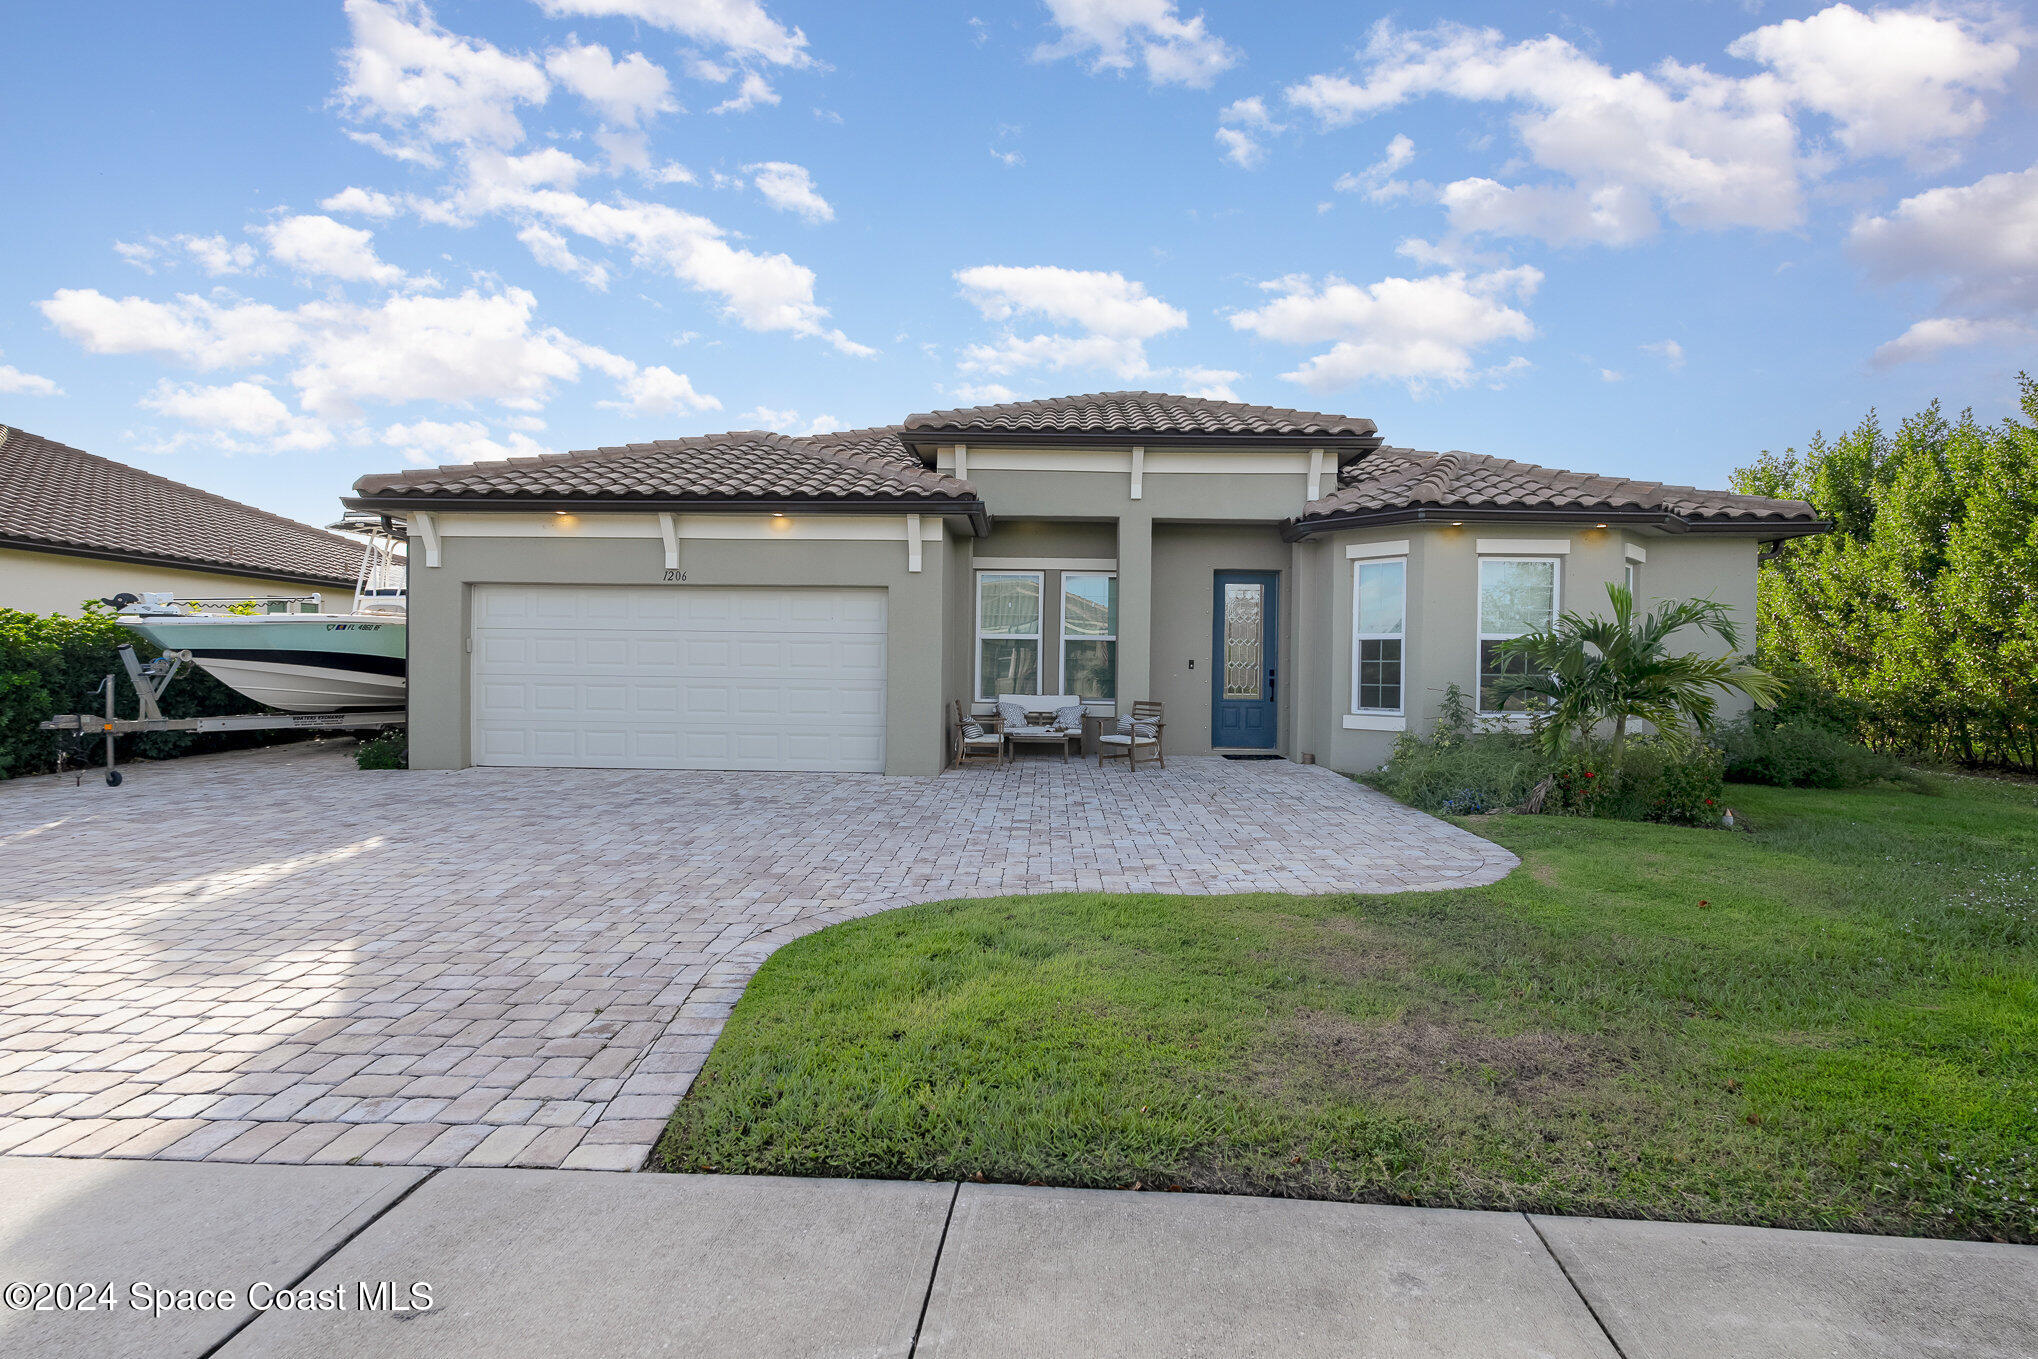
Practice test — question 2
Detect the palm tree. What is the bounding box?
[1497,584,1782,757]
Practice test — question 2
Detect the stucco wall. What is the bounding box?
[1,546,348,617]
[1149,524,1294,756]
[1313,524,1765,774]
[405,522,952,776]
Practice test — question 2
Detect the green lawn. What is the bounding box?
[653,774,2038,1242]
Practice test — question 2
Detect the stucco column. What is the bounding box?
[1117,511,1153,706]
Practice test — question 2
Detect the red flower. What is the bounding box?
[1705,798,1715,805]
[1584,771,1596,779]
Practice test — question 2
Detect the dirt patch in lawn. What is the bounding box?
[1256,1008,1630,1107]
[1264,914,1417,981]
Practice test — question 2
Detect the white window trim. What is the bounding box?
[1058,571,1118,703]
[974,569,1044,703]
[1624,561,1640,600]
[1350,556,1407,716]
[1476,556,1561,715]
[1476,537,1571,555]
[1342,712,1407,731]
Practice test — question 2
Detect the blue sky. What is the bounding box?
[2,0,2032,527]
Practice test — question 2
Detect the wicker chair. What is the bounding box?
[953,699,1006,767]
[1098,700,1164,770]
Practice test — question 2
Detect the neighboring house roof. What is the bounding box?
[351,428,973,509]
[0,423,366,588]
[899,391,1382,453]
[1288,447,1822,538]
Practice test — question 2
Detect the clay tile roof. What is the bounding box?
[0,424,365,587]
[351,427,972,504]
[902,390,1379,440]
[1295,447,1820,528]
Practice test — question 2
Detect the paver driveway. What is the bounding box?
[0,743,1515,1172]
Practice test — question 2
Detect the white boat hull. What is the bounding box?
[191,656,407,712]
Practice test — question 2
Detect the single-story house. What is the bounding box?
[1,423,367,616]
[344,392,1824,776]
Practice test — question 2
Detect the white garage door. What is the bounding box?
[471,585,886,771]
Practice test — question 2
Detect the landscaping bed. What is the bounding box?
[654,775,2038,1243]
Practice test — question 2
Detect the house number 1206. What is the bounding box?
[661,569,688,582]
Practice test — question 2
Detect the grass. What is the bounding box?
[653,774,2038,1242]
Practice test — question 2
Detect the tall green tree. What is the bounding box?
[1498,583,1780,757]
[1733,375,2038,771]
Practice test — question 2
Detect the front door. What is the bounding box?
[1211,571,1278,749]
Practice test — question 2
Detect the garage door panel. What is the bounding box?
[472,585,887,772]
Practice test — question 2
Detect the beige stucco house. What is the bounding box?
[344,393,1823,777]
[1,424,366,616]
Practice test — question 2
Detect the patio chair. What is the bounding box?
[1099,700,1164,770]
[953,699,1006,767]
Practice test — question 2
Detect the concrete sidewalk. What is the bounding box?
[1,1156,2032,1358]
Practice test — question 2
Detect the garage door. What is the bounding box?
[471,585,886,771]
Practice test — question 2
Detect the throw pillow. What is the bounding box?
[961,718,986,739]
[1053,703,1084,732]
[1115,714,1159,740]
[997,700,1030,731]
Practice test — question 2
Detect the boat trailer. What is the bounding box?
[40,644,404,786]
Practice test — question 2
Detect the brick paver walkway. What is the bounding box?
[0,743,1514,1171]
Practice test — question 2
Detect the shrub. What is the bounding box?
[0,606,287,779]
[1720,716,1908,789]
[1550,741,1727,826]
[1365,686,1558,814]
[355,729,408,770]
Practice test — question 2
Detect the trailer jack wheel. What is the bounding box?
[105,770,122,787]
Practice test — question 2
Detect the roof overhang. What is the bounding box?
[1280,505,1831,543]
[897,429,1384,464]
[341,493,994,537]
[0,534,358,590]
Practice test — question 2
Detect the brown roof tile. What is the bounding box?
[902,390,1379,440]
[1297,447,1819,528]
[0,424,366,586]
[351,428,971,504]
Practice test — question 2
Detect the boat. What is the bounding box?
[117,522,407,713]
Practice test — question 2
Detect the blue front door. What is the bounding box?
[1211,571,1279,749]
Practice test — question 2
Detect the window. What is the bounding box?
[1625,561,1640,601]
[976,571,1042,700]
[1060,573,1117,701]
[1478,557,1559,712]
[1351,559,1406,713]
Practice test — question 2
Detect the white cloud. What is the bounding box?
[955,264,1187,378]
[261,215,406,285]
[747,162,833,222]
[1849,163,2038,359]
[1228,267,1541,392]
[1281,6,2023,248]
[945,382,1020,405]
[1333,133,1415,201]
[141,379,333,451]
[1599,368,1624,382]
[544,42,675,126]
[326,2,864,354]
[599,362,719,416]
[1871,315,2034,366]
[1727,3,2022,159]
[114,240,157,272]
[39,284,676,421]
[0,352,62,397]
[1175,365,1241,400]
[535,0,812,68]
[736,406,837,434]
[380,417,548,466]
[321,186,402,218]
[712,71,779,114]
[336,0,550,153]
[40,290,305,369]
[1642,339,1686,370]
[1038,0,1237,88]
[174,235,257,276]
[1216,96,1283,168]
[1849,164,2038,301]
